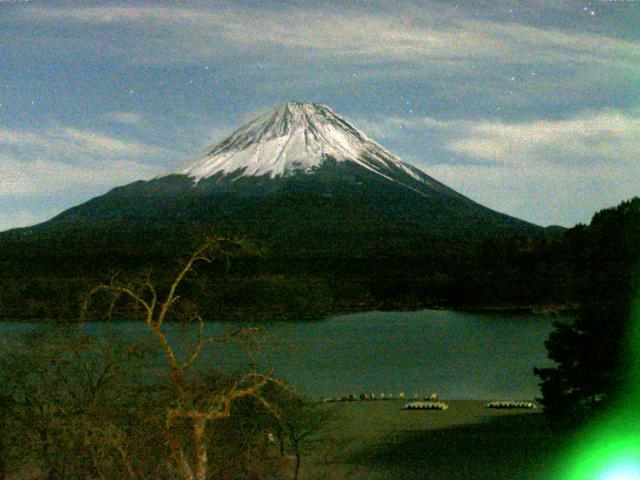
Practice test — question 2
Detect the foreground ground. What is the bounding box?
[303,400,567,480]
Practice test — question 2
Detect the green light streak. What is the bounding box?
[552,297,640,479]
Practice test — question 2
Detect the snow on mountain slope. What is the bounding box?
[180,101,443,194]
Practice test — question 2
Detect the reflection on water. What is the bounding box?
[0,309,563,399]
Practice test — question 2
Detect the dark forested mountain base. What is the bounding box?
[3,198,637,322]
[0,202,590,322]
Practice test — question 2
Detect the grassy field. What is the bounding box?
[301,400,568,480]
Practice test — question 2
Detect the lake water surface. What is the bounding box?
[0,309,563,400]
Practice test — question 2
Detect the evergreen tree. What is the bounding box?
[535,198,640,424]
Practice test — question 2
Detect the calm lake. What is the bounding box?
[0,309,564,400]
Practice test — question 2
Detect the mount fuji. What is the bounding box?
[2,101,541,264]
[0,101,552,319]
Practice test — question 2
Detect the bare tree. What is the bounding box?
[260,382,335,480]
[83,237,275,480]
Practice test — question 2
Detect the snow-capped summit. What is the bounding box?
[180,101,438,193]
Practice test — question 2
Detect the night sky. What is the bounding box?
[1,0,639,230]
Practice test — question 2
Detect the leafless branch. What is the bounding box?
[80,237,266,480]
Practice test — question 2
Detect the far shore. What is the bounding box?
[0,302,578,323]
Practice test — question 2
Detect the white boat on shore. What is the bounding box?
[486,400,536,409]
[403,401,449,410]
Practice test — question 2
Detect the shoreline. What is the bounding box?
[0,302,578,322]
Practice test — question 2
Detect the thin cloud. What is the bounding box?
[0,208,48,232]
[427,159,638,227]
[360,108,640,167]
[21,5,640,69]
[0,126,172,196]
[60,128,164,157]
[103,111,143,126]
[0,126,170,161]
[448,110,640,166]
[356,115,454,142]
[0,156,159,196]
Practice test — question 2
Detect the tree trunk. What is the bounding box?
[193,418,208,480]
[293,447,301,480]
[164,426,195,480]
[39,429,58,480]
[175,448,195,480]
[47,466,59,480]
